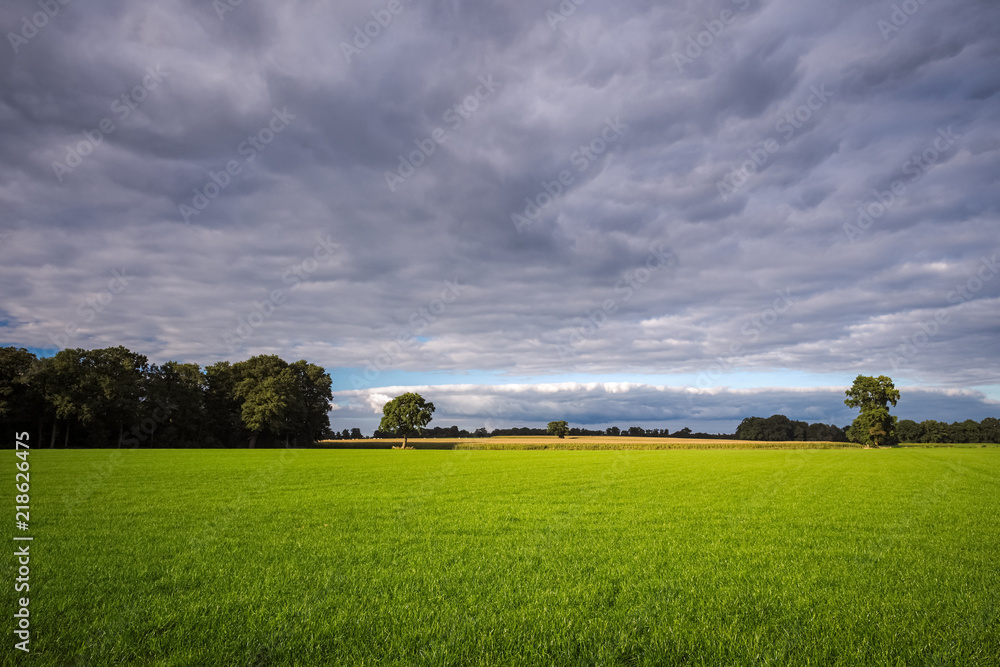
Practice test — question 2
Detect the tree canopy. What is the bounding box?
[0,346,332,448]
[735,415,846,442]
[378,392,435,448]
[844,374,900,448]
[547,420,569,438]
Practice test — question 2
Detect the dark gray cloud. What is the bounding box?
[1,0,998,428]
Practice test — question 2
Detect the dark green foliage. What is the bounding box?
[736,415,846,442]
[547,420,569,438]
[378,392,435,447]
[894,418,1000,444]
[0,347,46,438]
[896,419,921,443]
[845,375,900,447]
[0,346,331,448]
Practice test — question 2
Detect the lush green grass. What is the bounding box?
[16,449,1000,665]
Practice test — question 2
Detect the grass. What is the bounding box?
[17,448,1000,665]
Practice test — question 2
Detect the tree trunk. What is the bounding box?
[403,433,408,449]
[284,435,289,448]
[64,421,70,448]
[49,422,57,449]
[118,422,124,448]
[249,434,256,448]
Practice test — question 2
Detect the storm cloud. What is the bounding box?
[1,0,998,431]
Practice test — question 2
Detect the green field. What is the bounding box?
[16,448,1000,665]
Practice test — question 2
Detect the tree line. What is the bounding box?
[895,418,1000,444]
[735,415,848,442]
[369,420,848,441]
[371,425,678,439]
[4,353,997,447]
[0,346,332,448]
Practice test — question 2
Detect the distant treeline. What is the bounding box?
[362,420,843,441]
[736,415,848,442]
[735,414,1000,443]
[363,415,1000,443]
[4,346,998,447]
[0,346,332,448]
[896,418,1000,444]
[366,425,729,439]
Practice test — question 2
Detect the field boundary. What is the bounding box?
[312,435,866,450]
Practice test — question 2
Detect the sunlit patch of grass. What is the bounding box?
[23,448,1000,665]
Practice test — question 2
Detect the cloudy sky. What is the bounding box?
[2,0,998,433]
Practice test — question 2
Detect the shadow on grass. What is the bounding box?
[309,440,459,450]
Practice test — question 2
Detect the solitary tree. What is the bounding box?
[844,375,900,448]
[547,420,569,438]
[379,392,435,449]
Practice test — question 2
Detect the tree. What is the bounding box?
[204,361,245,447]
[844,375,900,448]
[232,355,296,448]
[32,349,101,448]
[286,360,333,444]
[0,347,45,441]
[919,419,949,443]
[895,419,922,444]
[88,346,148,447]
[547,420,569,438]
[953,419,982,444]
[981,418,1000,444]
[379,392,435,448]
[140,361,206,447]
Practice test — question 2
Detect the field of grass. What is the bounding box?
[17,448,1000,665]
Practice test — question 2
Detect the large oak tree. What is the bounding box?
[844,375,900,448]
[379,392,435,449]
